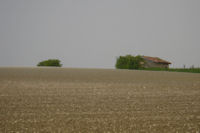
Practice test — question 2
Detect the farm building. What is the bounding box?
[141,56,171,68]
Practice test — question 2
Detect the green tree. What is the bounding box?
[37,59,62,67]
[115,55,144,69]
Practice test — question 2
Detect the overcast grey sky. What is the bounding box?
[0,0,200,68]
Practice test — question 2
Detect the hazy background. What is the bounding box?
[0,0,199,68]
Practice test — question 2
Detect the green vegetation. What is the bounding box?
[115,55,144,69]
[115,54,200,73]
[37,59,62,67]
[141,67,200,73]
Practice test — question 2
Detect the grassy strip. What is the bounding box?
[140,68,200,73]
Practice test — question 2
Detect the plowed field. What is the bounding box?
[0,67,200,132]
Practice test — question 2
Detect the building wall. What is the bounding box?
[143,59,169,68]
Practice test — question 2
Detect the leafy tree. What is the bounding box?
[115,55,144,69]
[37,59,62,67]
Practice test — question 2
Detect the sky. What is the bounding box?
[0,0,200,68]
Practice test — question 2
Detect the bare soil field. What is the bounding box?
[0,67,200,133]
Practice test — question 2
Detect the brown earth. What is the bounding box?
[0,67,200,133]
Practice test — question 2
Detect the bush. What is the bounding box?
[115,55,144,69]
[37,59,62,67]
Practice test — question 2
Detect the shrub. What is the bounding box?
[115,55,144,69]
[37,59,62,67]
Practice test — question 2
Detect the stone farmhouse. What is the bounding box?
[141,56,171,68]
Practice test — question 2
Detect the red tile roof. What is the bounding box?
[143,56,171,64]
